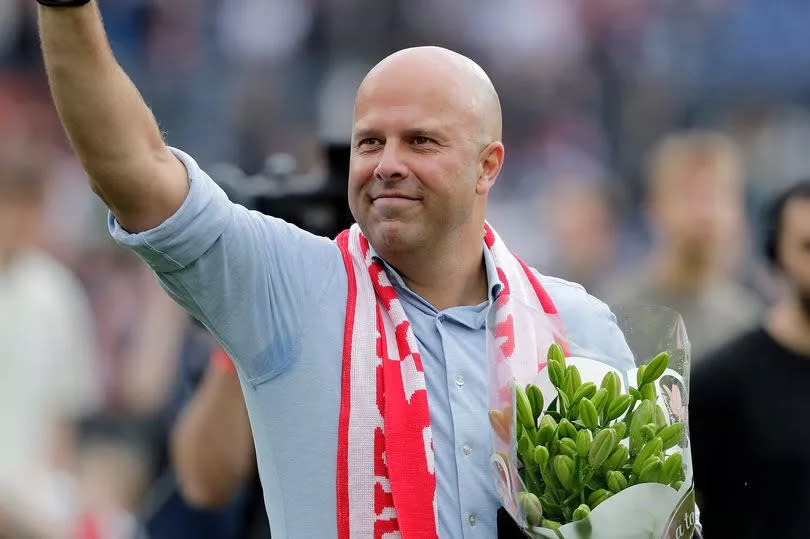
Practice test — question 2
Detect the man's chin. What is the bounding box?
[370,221,420,256]
[680,240,715,265]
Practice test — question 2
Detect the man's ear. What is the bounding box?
[477,141,505,195]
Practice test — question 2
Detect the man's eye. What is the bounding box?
[413,136,432,145]
[358,138,382,147]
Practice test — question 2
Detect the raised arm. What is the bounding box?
[40,1,343,382]
[38,1,187,232]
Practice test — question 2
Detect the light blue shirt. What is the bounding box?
[111,149,634,539]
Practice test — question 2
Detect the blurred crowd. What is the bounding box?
[2,0,810,537]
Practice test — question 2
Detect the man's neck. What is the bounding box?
[766,299,810,356]
[386,243,489,312]
[652,249,715,296]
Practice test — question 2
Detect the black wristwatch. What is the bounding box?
[36,0,91,6]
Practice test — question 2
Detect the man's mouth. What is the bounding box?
[372,192,420,201]
[371,193,421,204]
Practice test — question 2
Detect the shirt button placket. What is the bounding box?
[440,315,479,537]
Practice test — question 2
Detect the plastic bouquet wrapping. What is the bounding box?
[488,299,697,539]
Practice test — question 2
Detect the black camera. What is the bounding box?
[210,143,354,238]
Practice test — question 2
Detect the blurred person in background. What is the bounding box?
[0,144,100,537]
[70,265,190,539]
[690,180,810,539]
[147,345,270,539]
[542,173,626,297]
[0,70,175,539]
[131,334,269,539]
[605,130,761,361]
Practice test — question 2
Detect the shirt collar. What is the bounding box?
[368,242,504,305]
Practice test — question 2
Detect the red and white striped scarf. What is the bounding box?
[335,223,560,538]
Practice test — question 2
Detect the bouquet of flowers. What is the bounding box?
[488,302,696,539]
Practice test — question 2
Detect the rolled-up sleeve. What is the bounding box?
[108,148,232,273]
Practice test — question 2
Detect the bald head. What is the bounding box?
[347,47,507,267]
[356,47,502,143]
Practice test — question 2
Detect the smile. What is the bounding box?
[372,194,421,204]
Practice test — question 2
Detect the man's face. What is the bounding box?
[651,157,743,260]
[778,198,810,306]
[348,71,483,258]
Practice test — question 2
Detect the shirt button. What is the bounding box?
[455,375,465,388]
[468,514,477,527]
[462,444,473,456]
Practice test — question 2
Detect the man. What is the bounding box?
[0,145,99,536]
[606,130,761,361]
[690,180,810,539]
[543,174,624,297]
[38,2,634,537]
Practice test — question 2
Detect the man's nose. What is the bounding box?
[374,141,408,181]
